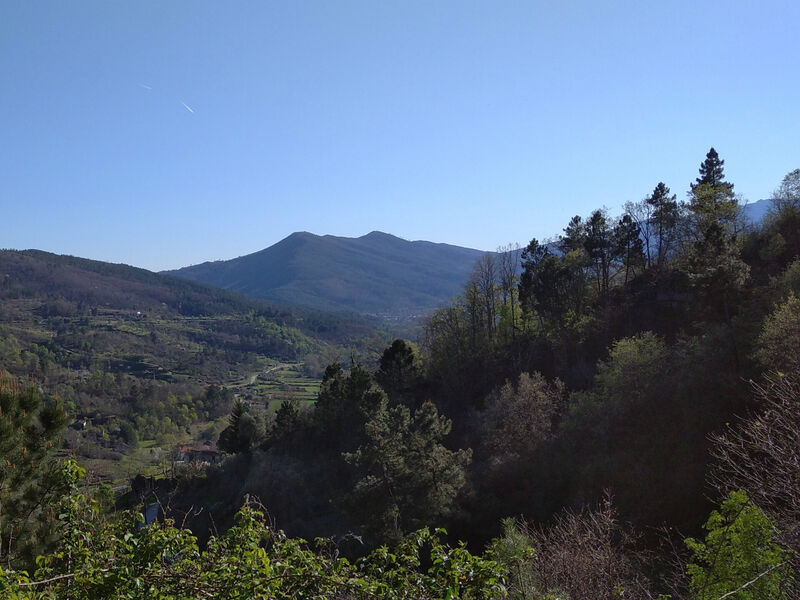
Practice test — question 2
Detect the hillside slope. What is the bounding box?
[0,249,387,481]
[0,249,380,364]
[167,231,488,317]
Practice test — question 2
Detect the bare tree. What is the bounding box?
[502,495,653,600]
[711,373,800,566]
[469,253,500,343]
[498,243,521,341]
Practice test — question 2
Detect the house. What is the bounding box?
[175,441,221,466]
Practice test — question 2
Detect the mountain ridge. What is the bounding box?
[166,231,489,318]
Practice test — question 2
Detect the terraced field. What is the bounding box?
[234,362,320,411]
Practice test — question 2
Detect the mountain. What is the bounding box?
[0,249,382,380]
[166,231,488,318]
[742,198,772,224]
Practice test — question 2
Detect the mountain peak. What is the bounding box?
[360,230,399,240]
[169,231,487,318]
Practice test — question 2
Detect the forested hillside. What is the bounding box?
[0,249,387,481]
[2,152,799,599]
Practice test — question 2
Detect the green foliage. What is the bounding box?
[685,490,793,600]
[314,362,387,451]
[218,400,265,454]
[0,375,68,570]
[375,339,424,405]
[692,147,733,191]
[345,402,471,543]
[755,293,800,373]
[482,372,562,461]
[647,181,679,268]
[271,399,300,440]
[0,478,506,600]
[488,518,537,600]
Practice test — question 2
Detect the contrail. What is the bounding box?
[181,101,195,114]
[138,83,153,90]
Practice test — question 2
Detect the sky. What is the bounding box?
[1,1,799,272]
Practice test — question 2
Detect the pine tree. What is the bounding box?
[688,148,738,231]
[692,147,733,191]
[646,182,679,267]
[0,374,68,569]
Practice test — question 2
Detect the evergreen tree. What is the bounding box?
[218,400,263,454]
[375,339,424,406]
[687,147,739,233]
[692,147,733,191]
[344,402,471,543]
[646,182,679,267]
[684,148,748,322]
[0,374,68,569]
[583,210,614,299]
[612,213,645,285]
[271,399,300,440]
[313,362,386,452]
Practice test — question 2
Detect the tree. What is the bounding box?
[468,253,501,344]
[685,490,793,600]
[493,497,651,600]
[497,243,521,342]
[344,402,471,543]
[612,213,644,285]
[518,238,550,319]
[647,182,679,268]
[271,399,300,441]
[0,374,68,570]
[375,339,424,406]
[583,209,615,300]
[772,169,800,212]
[482,372,562,461]
[560,215,586,255]
[765,169,800,263]
[684,148,748,323]
[519,238,587,328]
[711,374,800,563]
[684,217,750,322]
[313,362,387,452]
[692,147,733,190]
[687,147,739,236]
[755,294,800,373]
[218,399,264,454]
[0,471,506,599]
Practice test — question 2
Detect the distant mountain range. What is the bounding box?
[166,231,488,318]
[166,199,773,319]
[742,198,771,224]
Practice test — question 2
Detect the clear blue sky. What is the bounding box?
[2,1,798,271]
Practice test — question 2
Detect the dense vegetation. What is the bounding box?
[1,151,799,597]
